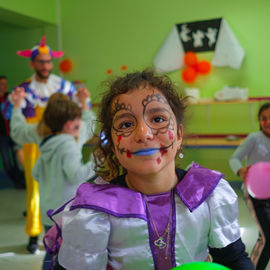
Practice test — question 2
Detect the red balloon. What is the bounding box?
[197,61,211,74]
[59,59,72,73]
[182,67,197,83]
[184,52,198,67]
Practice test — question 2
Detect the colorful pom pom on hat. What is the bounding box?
[17,36,64,60]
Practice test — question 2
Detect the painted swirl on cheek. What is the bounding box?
[117,135,122,143]
[157,157,161,164]
[168,130,174,141]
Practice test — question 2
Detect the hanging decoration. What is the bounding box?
[153,18,245,73]
[59,59,73,73]
[182,66,197,83]
[106,65,128,75]
[106,69,113,74]
[181,51,211,83]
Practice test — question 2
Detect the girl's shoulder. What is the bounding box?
[246,131,263,140]
[70,178,146,218]
[175,163,225,212]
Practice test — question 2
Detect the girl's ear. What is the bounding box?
[177,124,183,148]
[29,61,34,69]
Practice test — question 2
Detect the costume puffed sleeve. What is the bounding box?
[58,207,110,270]
[207,179,241,248]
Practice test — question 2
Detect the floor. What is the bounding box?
[0,179,269,270]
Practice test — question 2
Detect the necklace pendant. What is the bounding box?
[154,237,167,249]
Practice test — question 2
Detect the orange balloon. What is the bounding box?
[197,61,211,74]
[59,59,72,73]
[184,52,198,67]
[182,67,197,83]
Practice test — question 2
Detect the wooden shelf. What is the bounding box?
[184,137,244,148]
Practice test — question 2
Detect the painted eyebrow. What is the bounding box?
[146,107,170,114]
[113,112,136,122]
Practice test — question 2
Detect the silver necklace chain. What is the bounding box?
[144,190,173,259]
[125,175,173,259]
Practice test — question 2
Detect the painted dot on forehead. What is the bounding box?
[157,157,161,164]
[117,135,122,143]
[168,130,174,141]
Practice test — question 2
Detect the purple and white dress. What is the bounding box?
[45,163,241,270]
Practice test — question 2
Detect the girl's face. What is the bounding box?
[111,87,183,176]
[259,107,270,138]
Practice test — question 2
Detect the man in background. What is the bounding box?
[3,36,92,254]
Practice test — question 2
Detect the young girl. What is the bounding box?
[46,70,254,270]
[11,90,96,269]
[229,102,270,270]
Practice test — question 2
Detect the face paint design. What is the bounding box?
[131,141,174,156]
[117,135,122,143]
[142,93,175,136]
[112,99,137,138]
[112,91,177,159]
[111,88,182,176]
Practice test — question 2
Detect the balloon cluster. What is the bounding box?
[181,52,211,83]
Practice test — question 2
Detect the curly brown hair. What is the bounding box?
[94,69,187,180]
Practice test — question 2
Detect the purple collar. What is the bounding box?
[70,163,223,217]
[175,163,223,212]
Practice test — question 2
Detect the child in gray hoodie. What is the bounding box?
[11,89,96,269]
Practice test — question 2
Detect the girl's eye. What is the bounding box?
[119,121,133,129]
[152,116,166,123]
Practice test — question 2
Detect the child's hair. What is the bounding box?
[37,93,81,137]
[94,69,186,180]
[258,102,270,130]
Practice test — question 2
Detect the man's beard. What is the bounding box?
[36,69,51,80]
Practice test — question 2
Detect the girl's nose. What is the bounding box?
[134,120,154,143]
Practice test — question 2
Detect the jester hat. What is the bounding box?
[17,36,64,60]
